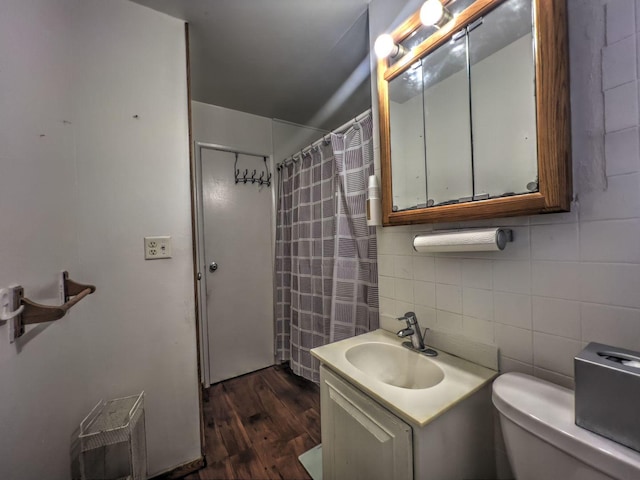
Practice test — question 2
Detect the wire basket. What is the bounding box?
[79,392,147,480]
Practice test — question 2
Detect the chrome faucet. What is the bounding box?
[397,311,425,350]
[397,312,437,357]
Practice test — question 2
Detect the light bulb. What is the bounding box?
[374,34,398,59]
[420,0,445,26]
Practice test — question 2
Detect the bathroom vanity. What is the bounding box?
[311,329,498,480]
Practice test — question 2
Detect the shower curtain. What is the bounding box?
[275,113,378,382]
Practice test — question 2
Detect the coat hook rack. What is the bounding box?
[232,155,272,187]
[1,271,96,343]
[234,153,240,184]
[262,157,271,187]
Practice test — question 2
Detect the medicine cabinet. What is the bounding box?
[377,0,571,225]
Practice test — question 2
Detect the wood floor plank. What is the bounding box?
[201,385,230,464]
[262,366,320,414]
[228,448,275,480]
[210,383,252,456]
[222,372,265,418]
[195,458,235,480]
[198,365,320,480]
[251,377,305,441]
[267,433,316,480]
[298,408,321,445]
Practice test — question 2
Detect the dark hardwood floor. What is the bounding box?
[185,365,321,480]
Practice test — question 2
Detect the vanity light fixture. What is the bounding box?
[374,33,403,59]
[420,0,452,27]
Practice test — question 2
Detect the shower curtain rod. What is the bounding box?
[196,142,269,159]
[277,108,372,169]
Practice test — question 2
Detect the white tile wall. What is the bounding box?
[532,297,581,339]
[413,281,436,307]
[493,260,531,294]
[604,127,640,176]
[607,0,635,44]
[494,292,532,330]
[602,36,636,90]
[462,259,493,289]
[394,254,415,279]
[373,0,640,388]
[604,81,638,133]
[463,287,494,321]
[436,283,463,314]
[580,219,640,262]
[581,303,640,350]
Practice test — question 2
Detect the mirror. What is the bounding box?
[389,61,427,211]
[469,0,538,200]
[378,0,571,225]
[424,31,472,207]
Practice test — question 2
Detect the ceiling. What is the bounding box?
[130,0,372,131]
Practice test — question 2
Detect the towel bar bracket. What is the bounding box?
[3,271,96,343]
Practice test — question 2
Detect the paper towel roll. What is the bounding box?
[413,228,512,253]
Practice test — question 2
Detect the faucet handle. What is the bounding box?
[399,311,417,325]
[397,312,418,332]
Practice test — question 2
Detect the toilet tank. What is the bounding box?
[492,373,640,480]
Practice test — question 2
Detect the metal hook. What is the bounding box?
[243,169,248,184]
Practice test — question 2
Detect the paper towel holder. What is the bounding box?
[412,228,513,253]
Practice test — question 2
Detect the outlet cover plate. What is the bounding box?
[144,236,172,260]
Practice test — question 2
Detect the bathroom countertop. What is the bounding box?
[311,329,498,427]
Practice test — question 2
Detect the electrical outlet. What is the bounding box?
[144,236,172,260]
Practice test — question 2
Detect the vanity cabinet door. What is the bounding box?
[320,366,413,480]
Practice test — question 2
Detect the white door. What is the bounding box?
[201,148,274,384]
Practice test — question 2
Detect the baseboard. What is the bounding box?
[151,455,206,479]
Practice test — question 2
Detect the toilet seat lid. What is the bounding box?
[492,372,640,480]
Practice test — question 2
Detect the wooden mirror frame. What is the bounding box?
[378,0,571,225]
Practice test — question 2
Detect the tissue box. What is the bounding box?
[575,342,640,452]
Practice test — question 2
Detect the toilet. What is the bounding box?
[492,372,640,480]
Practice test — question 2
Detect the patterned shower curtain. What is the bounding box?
[275,113,378,383]
[329,115,379,342]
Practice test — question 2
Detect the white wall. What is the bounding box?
[272,119,327,163]
[0,1,200,478]
[192,101,324,158]
[192,101,274,154]
[370,0,640,390]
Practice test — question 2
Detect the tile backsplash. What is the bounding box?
[374,0,640,389]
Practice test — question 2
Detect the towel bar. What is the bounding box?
[3,271,96,342]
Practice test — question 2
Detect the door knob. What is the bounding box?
[209,262,218,273]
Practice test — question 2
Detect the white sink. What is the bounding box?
[345,342,444,389]
[312,329,497,426]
